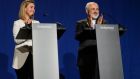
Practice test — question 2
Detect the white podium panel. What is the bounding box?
[96,24,124,79]
[32,23,59,79]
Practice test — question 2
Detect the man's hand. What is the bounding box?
[97,14,103,24]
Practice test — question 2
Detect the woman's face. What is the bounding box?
[25,3,35,17]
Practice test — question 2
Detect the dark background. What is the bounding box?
[0,0,140,79]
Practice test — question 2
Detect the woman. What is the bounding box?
[12,1,39,79]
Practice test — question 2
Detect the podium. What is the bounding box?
[78,24,125,79]
[32,23,65,79]
[95,24,124,79]
[16,23,65,79]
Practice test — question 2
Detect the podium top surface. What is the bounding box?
[83,24,126,35]
[16,23,66,39]
[95,24,126,35]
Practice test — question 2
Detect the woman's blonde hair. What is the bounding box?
[19,1,34,20]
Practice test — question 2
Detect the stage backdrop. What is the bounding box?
[0,0,140,79]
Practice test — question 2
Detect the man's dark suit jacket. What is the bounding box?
[75,18,125,67]
[75,18,106,66]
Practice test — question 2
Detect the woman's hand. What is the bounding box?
[26,19,32,24]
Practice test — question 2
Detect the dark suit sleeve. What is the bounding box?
[75,22,84,41]
[75,21,96,41]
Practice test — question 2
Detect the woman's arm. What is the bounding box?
[13,21,26,45]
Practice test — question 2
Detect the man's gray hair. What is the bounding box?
[85,2,98,10]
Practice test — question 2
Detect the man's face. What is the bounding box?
[87,3,99,19]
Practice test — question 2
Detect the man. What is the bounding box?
[75,2,106,79]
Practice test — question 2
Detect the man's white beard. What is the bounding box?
[92,14,99,19]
